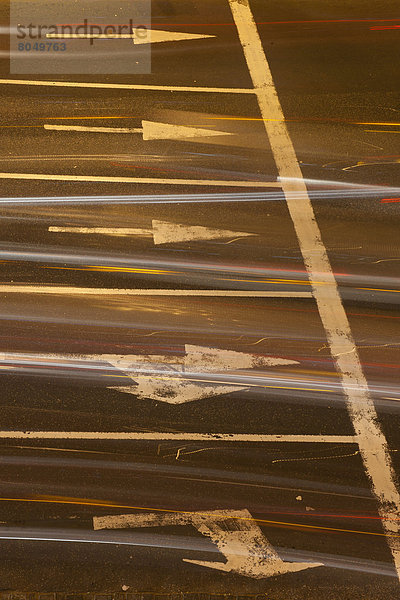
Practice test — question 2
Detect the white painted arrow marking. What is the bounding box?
[132,28,215,45]
[141,120,232,141]
[44,120,233,141]
[0,346,298,405]
[47,29,215,45]
[93,509,323,578]
[152,220,252,244]
[121,377,246,404]
[48,220,253,244]
[184,344,296,371]
[106,344,298,404]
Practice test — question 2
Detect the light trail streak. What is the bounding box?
[0,496,394,538]
[0,184,398,205]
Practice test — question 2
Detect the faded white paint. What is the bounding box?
[141,120,232,141]
[132,29,215,45]
[0,172,281,188]
[48,226,152,237]
[0,346,299,404]
[126,377,245,404]
[0,79,254,94]
[184,344,297,371]
[0,286,312,297]
[105,344,299,403]
[229,0,400,577]
[44,121,232,142]
[44,125,142,134]
[48,221,254,244]
[94,508,323,578]
[152,220,253,244]
[0,431,357,442]
[47,29,215,45]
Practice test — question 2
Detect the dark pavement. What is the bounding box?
[0,0,399,597]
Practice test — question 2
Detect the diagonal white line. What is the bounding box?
[229,0,400,579]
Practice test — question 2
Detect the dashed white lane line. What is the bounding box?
[229,0,400,578]
[0,286,312,297]
[0,78,254,94]
[0,431,357,442]
[0,172,280,188]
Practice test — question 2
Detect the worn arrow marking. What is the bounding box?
[93,508,323,578]
[152,220,252,244]
[48,226,153,237]
[132,29,215,45]
[120,377,245,404]
[141,120,232,141]
[44,120,233,141]
[47,29,215,45]
[49,219,254,244]
[106,344,298,404]
[0,346,298,405]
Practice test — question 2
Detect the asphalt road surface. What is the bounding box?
[0,0,399,598]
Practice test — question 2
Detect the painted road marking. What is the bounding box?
[44,125,143,134]
[0,432,357,442]
[48,29,215,45]
[104,344,298,403]
[0,172,280,188]
[0,79,254,95]
[0,346,299,404]
[49,226,154,237]
[94,508,323,578]
[49,220,254,244]
[49,226,153,237]
[0,286,312,297]
[229,0,400,578]
[44,120,233,140]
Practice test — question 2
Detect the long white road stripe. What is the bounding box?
[0,431,356,442]
[0,286,312,297]
[0,172,280,188]
[0,79,254,95]
[229,0,400,577]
